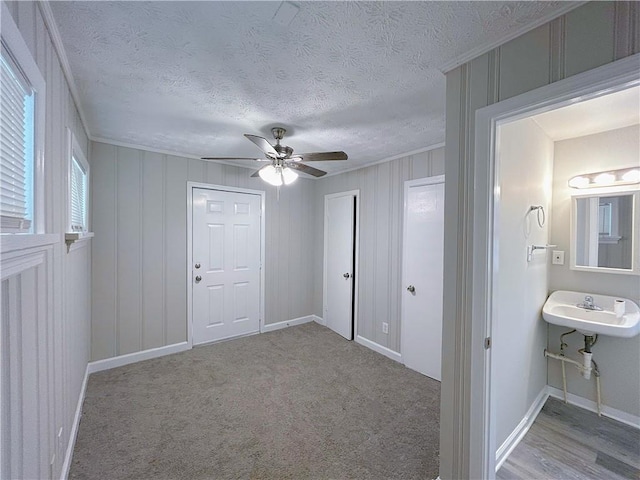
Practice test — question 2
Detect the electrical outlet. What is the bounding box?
[552,250,565,265]
[382,322,389,334]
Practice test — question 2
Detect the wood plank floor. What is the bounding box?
[497,397,640,480]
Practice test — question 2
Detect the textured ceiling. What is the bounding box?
[50,1,573,175]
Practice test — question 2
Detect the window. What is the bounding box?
[1,45,35,232]
[1,7,45,234]
[68,131,89,233]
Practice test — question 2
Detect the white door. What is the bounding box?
[402,178,444,380]
[192,188,261,345]
[324,192,357,340]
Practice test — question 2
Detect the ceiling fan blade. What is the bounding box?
[295,151,348,162]
[287,162,327,177]
[244,134,278,157]
[201,157,267,161]
[250,166,266,178]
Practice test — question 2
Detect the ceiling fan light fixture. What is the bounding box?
[259,164,283,186]
[282,167,298,185]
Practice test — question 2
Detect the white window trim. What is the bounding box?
[65,128,92,252]
[1,2,46,238]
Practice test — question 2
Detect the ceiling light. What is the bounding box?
[568,167,640,189]
[259,165,282,186]
[281,167,298,185]
[258,164,299,186]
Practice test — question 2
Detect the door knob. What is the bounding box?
[343,272,351,279]
[194,263,201,269]
[195,275,202,283]
[407,285,415,293]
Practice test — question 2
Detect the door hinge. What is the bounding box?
[484,337,491,349]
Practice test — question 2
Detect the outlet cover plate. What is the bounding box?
[552,250,565,265]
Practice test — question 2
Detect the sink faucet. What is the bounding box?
[577,295,603,311]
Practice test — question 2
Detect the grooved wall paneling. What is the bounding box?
[441,3,640,478]
[90,143,316,360]
[141,152,165,350]
[314,147,445,354]
[564,2,615,78]
[2,3,91,479]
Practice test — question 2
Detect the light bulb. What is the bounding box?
[622,169,640,183]
[281,167,298,185]
[568,176,589,189]
[593,172,615,185]
[259,165,283,186]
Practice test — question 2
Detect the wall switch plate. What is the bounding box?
[382,322,389,334]
[552,250,565,265]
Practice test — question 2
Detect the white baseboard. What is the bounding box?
[60,364,89,480]
[546,386,640,429]
[313,315,325,326]
[355,335,402,363]
[87,341,190,374]
[496,387,549,471]
[262,315,320,333]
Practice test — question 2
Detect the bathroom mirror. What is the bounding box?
[571,190,639,274]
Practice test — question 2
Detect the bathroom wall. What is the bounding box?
[548,124,640,418]
[494,118,553,448]
[91,142,315,360]
[313,147,445,354]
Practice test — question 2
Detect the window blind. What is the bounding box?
[70,155,87,232]
[1,47,34,232]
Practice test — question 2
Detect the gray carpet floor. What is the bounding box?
[70,322,440,479]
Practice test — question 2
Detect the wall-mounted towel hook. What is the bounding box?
[528,205,545,228]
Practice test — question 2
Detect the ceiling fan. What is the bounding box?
[202,127,348,186]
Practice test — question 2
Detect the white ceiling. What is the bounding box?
[50,1,576,175]
[532,86,640,141]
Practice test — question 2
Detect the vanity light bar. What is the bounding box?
[568,167,640,189]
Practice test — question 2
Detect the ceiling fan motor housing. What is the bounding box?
[274,144,293,158]
[271,127,287,141]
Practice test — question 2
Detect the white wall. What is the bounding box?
[1,1,91,478]
[90,142,315,360]
[494,118,552,448]
[313,147,445,354]
[548,125,640,417]
[442,2,639,477]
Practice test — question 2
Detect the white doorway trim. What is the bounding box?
[401,175,445,377]
[323,190,360,340]
[186,182,266,347]
[471,54,640,479]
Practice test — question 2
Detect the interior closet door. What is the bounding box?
[401,177,445,380]
[324,191,358,340]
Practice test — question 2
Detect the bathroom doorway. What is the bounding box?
[470,56,640,478]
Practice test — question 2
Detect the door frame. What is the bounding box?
[186,182,266,347]
[470,55,640,478]
[400,175,445,368]
[322,190,360,339]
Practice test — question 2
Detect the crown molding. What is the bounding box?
[37,1,92,138]
[91,135,446,179]
[90,136,259,170]
[323,142,446,178]
[438,1,587,74]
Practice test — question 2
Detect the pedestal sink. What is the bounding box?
[542,290,640,337]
